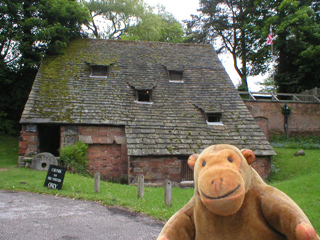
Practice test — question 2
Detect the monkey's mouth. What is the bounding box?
[201,184,241,200]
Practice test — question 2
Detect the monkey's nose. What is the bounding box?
[211,178,223,185]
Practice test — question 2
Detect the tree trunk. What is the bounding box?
[238,1,248,92]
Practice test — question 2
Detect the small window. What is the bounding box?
[169,70,183,82]
[90,65,108,77]
[136,90,152,103]
[206,113,223,125]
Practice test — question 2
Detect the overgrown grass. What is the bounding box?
[0,135,319,232]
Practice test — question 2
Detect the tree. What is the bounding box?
[271,0,320,93]
[0,0,89,70]
[258,77,278,93]
[186,0,259,91]
[186,0,320,93]
[83,0,185,42]
[0,0,89,133]
[82,0,146,39]
[121,6,185,43]
[237,0,320,93]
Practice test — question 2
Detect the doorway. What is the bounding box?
[38,125,60,156]
[181,157,193,181]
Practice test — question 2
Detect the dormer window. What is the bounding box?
[206,113,223,125]
[168,70,183,83]
[90,65,108,78]
[136,90,152,104]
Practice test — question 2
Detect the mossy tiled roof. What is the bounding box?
[20,39,275,156]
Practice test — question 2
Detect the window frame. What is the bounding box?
[90,65,109,78]
[135,89,153,104]
[168,70,184,83]
[206,113,223,125]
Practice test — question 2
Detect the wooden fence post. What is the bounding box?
[94,172,100,193]
[137,174,144,199]
[165,179,172,207]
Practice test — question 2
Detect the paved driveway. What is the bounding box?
[0,190,163,240]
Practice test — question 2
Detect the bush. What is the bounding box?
[59,141,90,176]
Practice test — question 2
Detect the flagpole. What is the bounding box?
[266,24,275,85]
[271,40,274,84]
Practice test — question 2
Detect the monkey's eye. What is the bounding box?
[227,157,233,163]
[202,161,206,167]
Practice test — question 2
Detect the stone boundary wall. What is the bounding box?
[244,101,320,138]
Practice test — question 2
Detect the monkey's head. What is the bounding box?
[188,144,255,216]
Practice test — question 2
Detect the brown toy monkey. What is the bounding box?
[157,144,319,240]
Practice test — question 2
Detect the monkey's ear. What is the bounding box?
[241,149,256,165]
[188,154,199,170]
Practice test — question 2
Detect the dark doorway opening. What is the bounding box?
[38,125,60,156]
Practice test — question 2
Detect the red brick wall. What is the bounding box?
[251,157,271,180]
[87,144,127,181]
[129,155,270,184]
[129,156,181,184]
[19,124,271,182]
[19,124,128,181]
[76,126,128,181]
[244,101,320,138]
[19,125,39,156]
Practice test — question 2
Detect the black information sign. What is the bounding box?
[44,165,66,190]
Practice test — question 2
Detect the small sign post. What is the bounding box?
[44,165,66,190]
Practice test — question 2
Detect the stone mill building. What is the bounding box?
[19,39,275,184]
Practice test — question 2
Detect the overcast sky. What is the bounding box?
[144,0,200,22]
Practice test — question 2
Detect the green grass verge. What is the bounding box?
[0,136,319,232]
[267,148,320,232]
[0,135,18,168]
[0,167,193,221]
[270,135,320,149]
[271,172,320,232]
[267,148,320,182]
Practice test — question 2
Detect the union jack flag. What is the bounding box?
[266,25,274,45]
